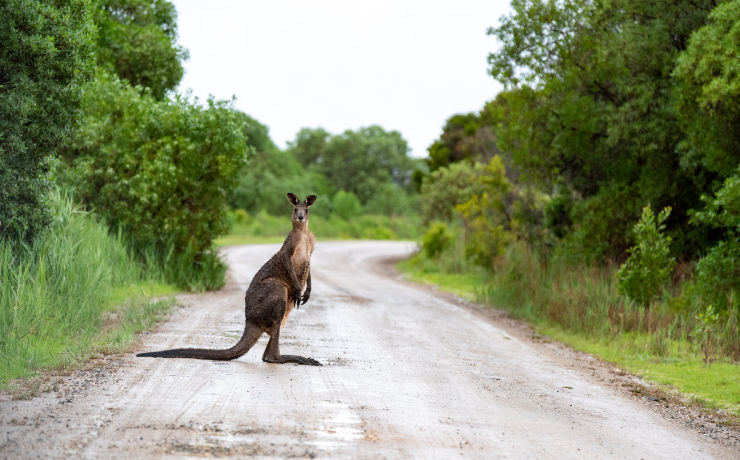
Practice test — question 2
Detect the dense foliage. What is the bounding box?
[230,122,333,216]
[93,0,187,99]
[688,171,740,313]
[425,108,501,173]
[59,74,250,289]
[488,0,721,261]
[416,0,740,359]
[232,125,420,217]
[0,0,95,241]
[673,0,740,182]
[1,189,174,384]
[289,125,419,204]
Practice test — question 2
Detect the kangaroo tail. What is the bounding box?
[137,322,263,361]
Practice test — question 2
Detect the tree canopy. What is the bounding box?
[290,125,418,204]
[0,0,96,241]
[486,0,721,260]
[426,106,502,174]
[93,0,187,99]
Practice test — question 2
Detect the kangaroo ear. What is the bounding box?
[287,193,300,206]
[304,195,317,207]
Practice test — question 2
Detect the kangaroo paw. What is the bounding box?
[301,357,322,366]
[264,354,322,366]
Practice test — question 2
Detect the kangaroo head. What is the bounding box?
[287,193,317,224]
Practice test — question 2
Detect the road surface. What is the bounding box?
[0,241,736,458]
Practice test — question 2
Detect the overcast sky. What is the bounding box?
[170,1,510,158]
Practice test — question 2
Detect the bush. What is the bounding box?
[331,190,363,220]
[60,74,250,290]
[231,209,249,224]
[689,169,740,312]
[362,225,396,240]
[0,0,95,241]
[363,183,418,216]
[455,156,515,268]
[419,161,481,223]
[422,222,454,259]
[616,206,675,309]
[230,145,333,216]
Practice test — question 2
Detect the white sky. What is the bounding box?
[170,1,509,158]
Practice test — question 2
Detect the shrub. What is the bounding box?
[422,222,454,259]
[332,190,363,220]
[693,304,720,365]
[616,206,675,309]
[232,209,249,224]
[0,0,95,241]
[419,161,481,223]
[455,156,515,268]
[60,74,250,290]
[689,170,740,313]
[363,183,418,216]
[362,225,396,240]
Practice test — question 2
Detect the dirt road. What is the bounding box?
[1,241,736,458]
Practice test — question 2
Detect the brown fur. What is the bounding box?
[137,193,321,365]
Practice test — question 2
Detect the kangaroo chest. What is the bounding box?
[291,232,314,287]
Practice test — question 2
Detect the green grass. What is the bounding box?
[397,245,740,419]
[397,255,485,302]
[222,209,421,244]
[0,190,178,386]
[541,325,740,415]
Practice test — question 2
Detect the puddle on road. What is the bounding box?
[308,401,364,450]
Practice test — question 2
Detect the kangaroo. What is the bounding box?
[137,193,321,365]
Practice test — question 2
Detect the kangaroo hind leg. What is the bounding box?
[262,322,321,366]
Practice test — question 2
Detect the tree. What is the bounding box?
[419,161,482,223]
[59,74,250,289]
[673,0,740,183]
[455,156,515,267]
[0,0,96,241]
[616,206,675,310]
[320,126,417,204]
[93,0,187,99]
[487,0,717,260]
[287,125,419,206]
[230,120,333,215]
[426,108,501,173]
[289,127,330,166]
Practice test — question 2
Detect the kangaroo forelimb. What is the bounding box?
[301,271,311,306]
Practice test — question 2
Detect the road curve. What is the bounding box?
[0,241,735,458]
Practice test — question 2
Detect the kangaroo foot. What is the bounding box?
[263,354,322,366]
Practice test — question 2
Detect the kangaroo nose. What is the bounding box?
[298,215,304,221]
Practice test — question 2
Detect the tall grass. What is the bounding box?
[133,238,226,292]
[477,242,739,360]
[405,220,739,361]
[0,190,174,385]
